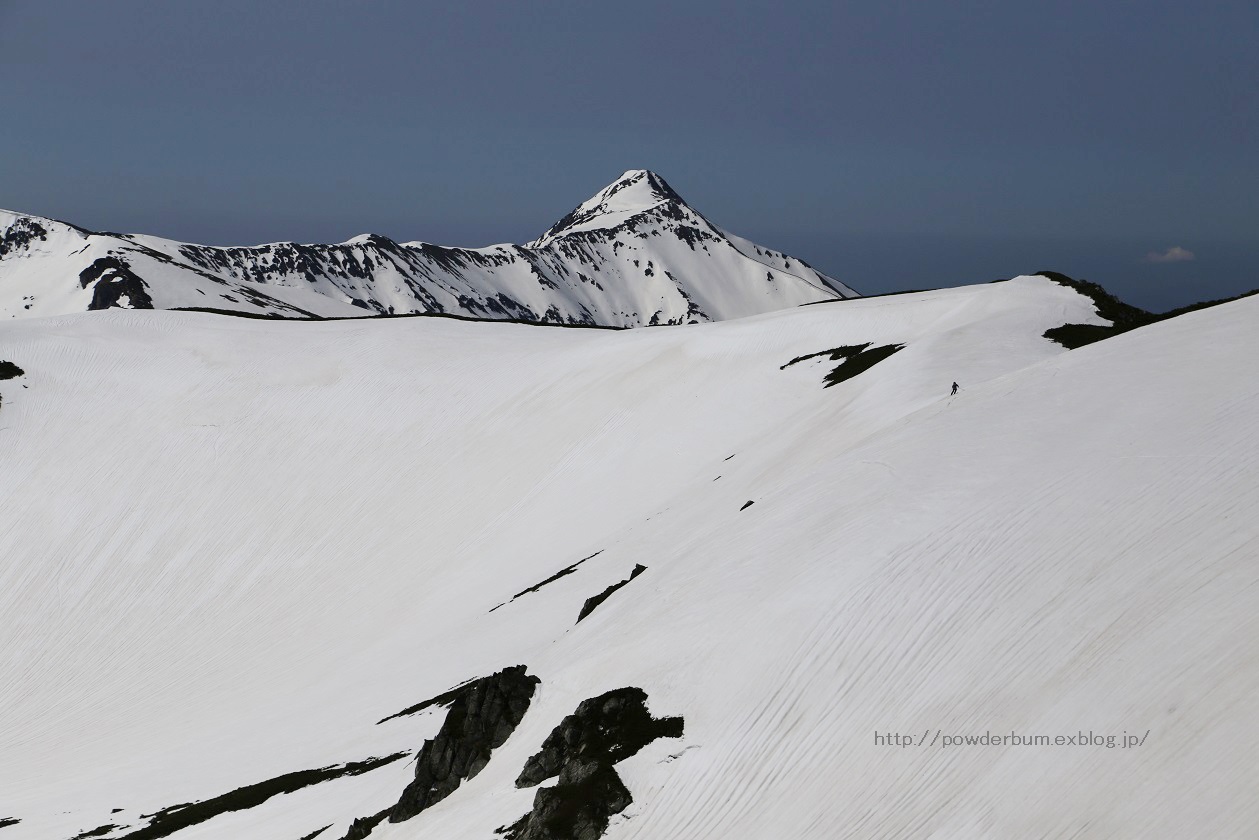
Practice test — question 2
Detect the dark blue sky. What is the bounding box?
[2,0,1255,310]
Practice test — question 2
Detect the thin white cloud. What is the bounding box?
[1144,246,1195,263]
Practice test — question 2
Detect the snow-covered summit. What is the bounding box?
[0,172,856,325]
[527,169,687,246]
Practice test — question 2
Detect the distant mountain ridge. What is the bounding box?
[0,170,855,325]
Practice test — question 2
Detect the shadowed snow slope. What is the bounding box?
[0,171,853,325]
[0,275,1255,838]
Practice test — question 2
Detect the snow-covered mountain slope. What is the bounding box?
[0,171,854,326]
[1,275,1256,838]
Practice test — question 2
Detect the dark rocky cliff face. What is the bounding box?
[0,216,47,258]
[575,565,646,623]
[105,753,407,840]
[78,257,154,310]
[516,687,683,788]
[504,687,683,840]
[503,759,632,840]
[388,665,540,823]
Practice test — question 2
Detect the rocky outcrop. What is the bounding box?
[505,688,682,840]
[78,257,155,311]
[780,342,904,388]
[1037,270,1259,349]
[388,665,539,823]
[575,565,646,623]
[377,677,477,725]
[0,216,47,258]
[490,550,605,612]
[109,752,406,840]
[338,809,390,840]
[516,687,682,788]
[1,360,25,412]
[501,759,631,840]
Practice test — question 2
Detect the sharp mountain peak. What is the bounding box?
[528,169,692,248]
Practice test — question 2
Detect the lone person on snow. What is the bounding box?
[951,381,960,396]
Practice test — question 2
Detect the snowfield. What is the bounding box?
[0,275,1255,838]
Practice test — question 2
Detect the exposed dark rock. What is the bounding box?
[174,306,289,319]
[170,306,623,330]
[77,257,154,311]
[1038,271,1151,330]
[515,687,683,789]
[1038,270,1259,349]
[0,217,47,258]
[77,257,118,290]
[506,688,682,840]
[780,344,869,370]
[377,676,478,725]
[576,565,646,623]
[491,551,605,612]
[511,551,603,600]
[740,500,754,511]
[110,752,407,840]
[338,810,390,840]
[0,361,23,380]
[822,344,903,387]
[69,826,117,839]
[388,666,540,823]
[298,826,333,840]
[501,759,632,840]
[1041,323,1120,348]
[781,342,905,388]
[0,818,19,829]
[1156,287,1259,320]
[1037,271,1154,348]
[804,288,936,306]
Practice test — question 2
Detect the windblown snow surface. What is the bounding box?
[0,170,853,325]
[0,275,1255,838]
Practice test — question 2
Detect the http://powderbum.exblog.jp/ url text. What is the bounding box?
[876,729,1150,749]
